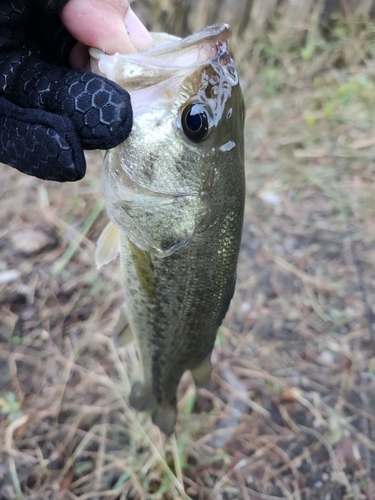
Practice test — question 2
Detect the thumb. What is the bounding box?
[61,0,153,54]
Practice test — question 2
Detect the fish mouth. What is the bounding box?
[149,23,231,53]
[90,23,238,127]
[89,24,234,91]
[132,23,231,68]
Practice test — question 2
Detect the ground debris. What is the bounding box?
[9,228,55,256]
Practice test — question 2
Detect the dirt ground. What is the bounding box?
[1,13,375,500]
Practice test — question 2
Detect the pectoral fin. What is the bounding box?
[191,355,212,388]
[95,221,120,269]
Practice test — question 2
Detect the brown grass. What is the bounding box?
[1,7,375,500]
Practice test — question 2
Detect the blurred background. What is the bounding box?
[1,0,375,498]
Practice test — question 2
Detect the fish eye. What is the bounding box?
[181,103,211,142]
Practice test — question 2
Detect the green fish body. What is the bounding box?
[91,24,245,435]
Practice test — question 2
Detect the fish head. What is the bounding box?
[90,24,245,257]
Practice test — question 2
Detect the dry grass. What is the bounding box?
[1,8,375,500]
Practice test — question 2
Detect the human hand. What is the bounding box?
[0,0,152,182]
[62,0,153,66]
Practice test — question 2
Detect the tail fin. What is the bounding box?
[129,381,157,412]
[152,405,177,436]
[129,382,177,435]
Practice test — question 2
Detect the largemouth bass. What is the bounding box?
[90,24,245,435]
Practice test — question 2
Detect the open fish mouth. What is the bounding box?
[90,24,237,118]
[90,24,234,88]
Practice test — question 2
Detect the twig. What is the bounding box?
[341,398,375,425]
[299,426,351,491]
[272,254,334,295]
[94,414,108,497]
[289,387,327,428]
[235,468,252,500]
[238,487,287,500]
[171,433,185,493]
[275,479,294,500]
[259,438,300,487]
[303,282,331,322]
[8,457,24,500]
[52,198,105,276]
[268,442,321,481]
[338,417,375,455]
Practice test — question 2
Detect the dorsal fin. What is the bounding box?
[95,221,120,269]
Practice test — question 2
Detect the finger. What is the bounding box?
[125,8,154,52]
[0,97,85,182]
[49,68,133,150]
[61,0,153,54]
[3,56,133,150]
[68,42,90,70]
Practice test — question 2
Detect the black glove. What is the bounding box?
[0,0,132,182]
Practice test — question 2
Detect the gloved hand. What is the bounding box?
[0,0,132,182]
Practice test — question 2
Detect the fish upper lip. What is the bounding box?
[142,24,232,59]
[90,24,232,75]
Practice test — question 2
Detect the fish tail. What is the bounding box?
[129,381,157,412]
[129,382,177,435]
[152,404,177,436]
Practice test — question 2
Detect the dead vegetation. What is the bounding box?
[1,4,375,500]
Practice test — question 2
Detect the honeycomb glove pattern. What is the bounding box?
[0,0,133,181]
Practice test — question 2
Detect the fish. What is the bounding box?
[90,24,245,435]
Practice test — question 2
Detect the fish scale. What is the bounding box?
[91,24,245,435]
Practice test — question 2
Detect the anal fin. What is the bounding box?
[112,304,134,346]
